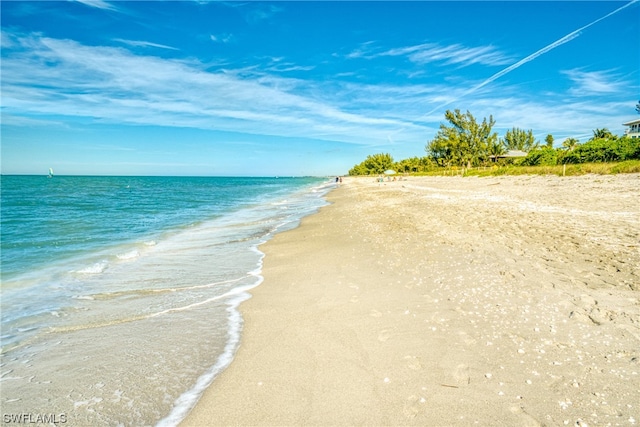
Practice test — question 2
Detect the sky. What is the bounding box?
[1,1,638,176]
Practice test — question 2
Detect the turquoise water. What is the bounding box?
[1,175,333,426]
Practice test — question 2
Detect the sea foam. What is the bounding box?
[116,250,140,260]
[74,260,109,275]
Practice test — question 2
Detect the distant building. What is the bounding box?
[490,150,529,161]
[623,118,640,138]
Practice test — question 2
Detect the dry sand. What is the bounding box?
[182,174,640,426]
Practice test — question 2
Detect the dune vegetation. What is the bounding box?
[348,109,640,177]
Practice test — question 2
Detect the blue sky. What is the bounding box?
[1,1,638,176]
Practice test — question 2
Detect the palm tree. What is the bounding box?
[488,139,506,162]
[562,137,579,151]
[591,128,614,140]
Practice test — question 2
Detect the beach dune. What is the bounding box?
[182,174,640,426]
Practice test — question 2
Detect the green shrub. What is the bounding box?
[521,147,559,166]
[563,137,640,164]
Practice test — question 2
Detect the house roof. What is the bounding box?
[501,150,528,158]
[489,150,528,159]
[623,118,640,126]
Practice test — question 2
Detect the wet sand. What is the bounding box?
[182,174,640,426]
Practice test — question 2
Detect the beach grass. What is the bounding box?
[410,159,640,177]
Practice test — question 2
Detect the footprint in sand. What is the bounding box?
[458,331,477,346]
[404,355,422,370]
[370,309,383,318]
[453,364,470,385]
[378,329,391,342]
[402,395,421,418]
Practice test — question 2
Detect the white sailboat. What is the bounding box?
[48,168,54,178]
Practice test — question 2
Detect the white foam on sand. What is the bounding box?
[155,247,266,427]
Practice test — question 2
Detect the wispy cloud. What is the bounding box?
[0,114,70,128]
[267,64,315,73]
[74,0,118,12]
[418,0,639,119]
[261,57,315,73]
[347,41,511,68]
[210,33,233,44]
[0,31,424,146]
[345,41,377,59]
[562,69,626,95]
[381,43,511,67]
[2,24,634,154]
[114,39,178,51]
[473,97,630,140]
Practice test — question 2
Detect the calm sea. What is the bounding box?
[0,175,333,426]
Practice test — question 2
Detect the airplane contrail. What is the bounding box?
[417,0,639,120]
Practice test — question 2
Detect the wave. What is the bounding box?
[76,276,250,301]
[72,260,109,275]
[116,250,140,261]
[48,279,261,335]
[155,291,250,427]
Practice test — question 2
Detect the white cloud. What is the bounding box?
[210,33,233,44]
[2,30,634,154]
[345,41,377,59]
[467,96,632,141]
[382,43,512,67]
[114,39,178,50]
[74,0,118,11]
[562,69,626,95]
[419,0,638,118]
[0,32,426,147]
[347,41,511,68]
[0,114,70,128]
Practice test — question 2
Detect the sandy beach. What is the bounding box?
[182,174,640,426]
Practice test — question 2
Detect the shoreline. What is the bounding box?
[181,174,639,426]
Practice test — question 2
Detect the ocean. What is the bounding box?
[0,175,334,426]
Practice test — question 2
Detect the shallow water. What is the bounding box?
[1,175,332,426]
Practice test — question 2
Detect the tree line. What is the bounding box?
[348,109,640,176]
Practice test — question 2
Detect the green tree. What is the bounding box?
[562,137,580,151]
[364,153,394,174]
[348,163,368,176]
[502,127,539,152]
[591,128,615,140]
[394,156,435,173]
[426,109,497,168]
[545,134,554,148]
[349,153,393,176]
